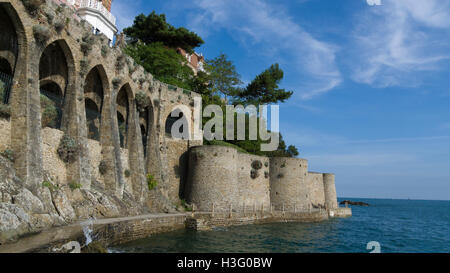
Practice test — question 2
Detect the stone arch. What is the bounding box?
[116,85,131,148]
[84,65,108,141]
[0,3,22,104]
[164,106,191,140]
[39,39,75,130]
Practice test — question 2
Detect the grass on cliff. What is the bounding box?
[204,140,249,154]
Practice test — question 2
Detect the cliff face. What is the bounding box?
[0,154,150,244]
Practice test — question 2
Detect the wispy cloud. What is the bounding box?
[350,0,450,87]
[188,0,342,100]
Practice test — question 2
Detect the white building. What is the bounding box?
[62,0,118,45]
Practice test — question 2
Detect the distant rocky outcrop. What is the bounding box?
[340,200,369,207]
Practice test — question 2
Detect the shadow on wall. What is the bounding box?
[178,151,189,200]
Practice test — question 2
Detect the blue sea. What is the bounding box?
[111,198,450,253]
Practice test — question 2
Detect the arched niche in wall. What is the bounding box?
[84,66,106,141]
[164,108,190,140]
[0,4,19,104]
[116,85,130,148]
[39,40,71,130]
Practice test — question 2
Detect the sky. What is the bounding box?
[112,0,450,200]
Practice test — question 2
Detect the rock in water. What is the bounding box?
[340,200,370,206]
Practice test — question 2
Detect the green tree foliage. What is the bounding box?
[221,112,299,158]
[235,63,293,105]
[207,54,243,100]
[123,12,204,53]
[124,42,195,89]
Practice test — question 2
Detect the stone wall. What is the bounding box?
[41,127,66,185]
[323,173,338,209]
[186,145,340,213]
[0,119,10,152]
[0,0,199,208]
[307,172,325,208]
[237,153,270,210]
[269,157,309,211]
[185,146,239,212]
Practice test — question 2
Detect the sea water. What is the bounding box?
[110,198,450,253]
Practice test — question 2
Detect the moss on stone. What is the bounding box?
[81,242,108,253]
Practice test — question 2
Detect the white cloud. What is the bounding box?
[351,0,450,87]
[366,0,382,6]
[188,0,342,100]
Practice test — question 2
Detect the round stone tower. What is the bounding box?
[323,173,338,209]
[269,157,309,211]
[185,146,239,212]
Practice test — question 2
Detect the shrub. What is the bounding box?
[69,181,82,191]
[264,171,269,179]
[116,55,126,71]
[54,18,65,33]
[43,7,55,24]
[99,160,108,175]
[33,25,51,45]
[101,45,109,57]
[251,160,263,170]
[81,33,94,56]
[112,78,122,89]
[124,169,131,178]
[146,173,158,191]
[0,104,11,119]
[0,149,14,162]
[277,173,284,179]
[57,134,79,164]
[40,94,58,128]
[42,181,59,192]
[264,161,269,168]
[135,91,150,112]
[180,199,192,212]
[21,0,45,16]
[280,162,286,168]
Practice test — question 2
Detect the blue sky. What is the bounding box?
[112,0,450,200]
